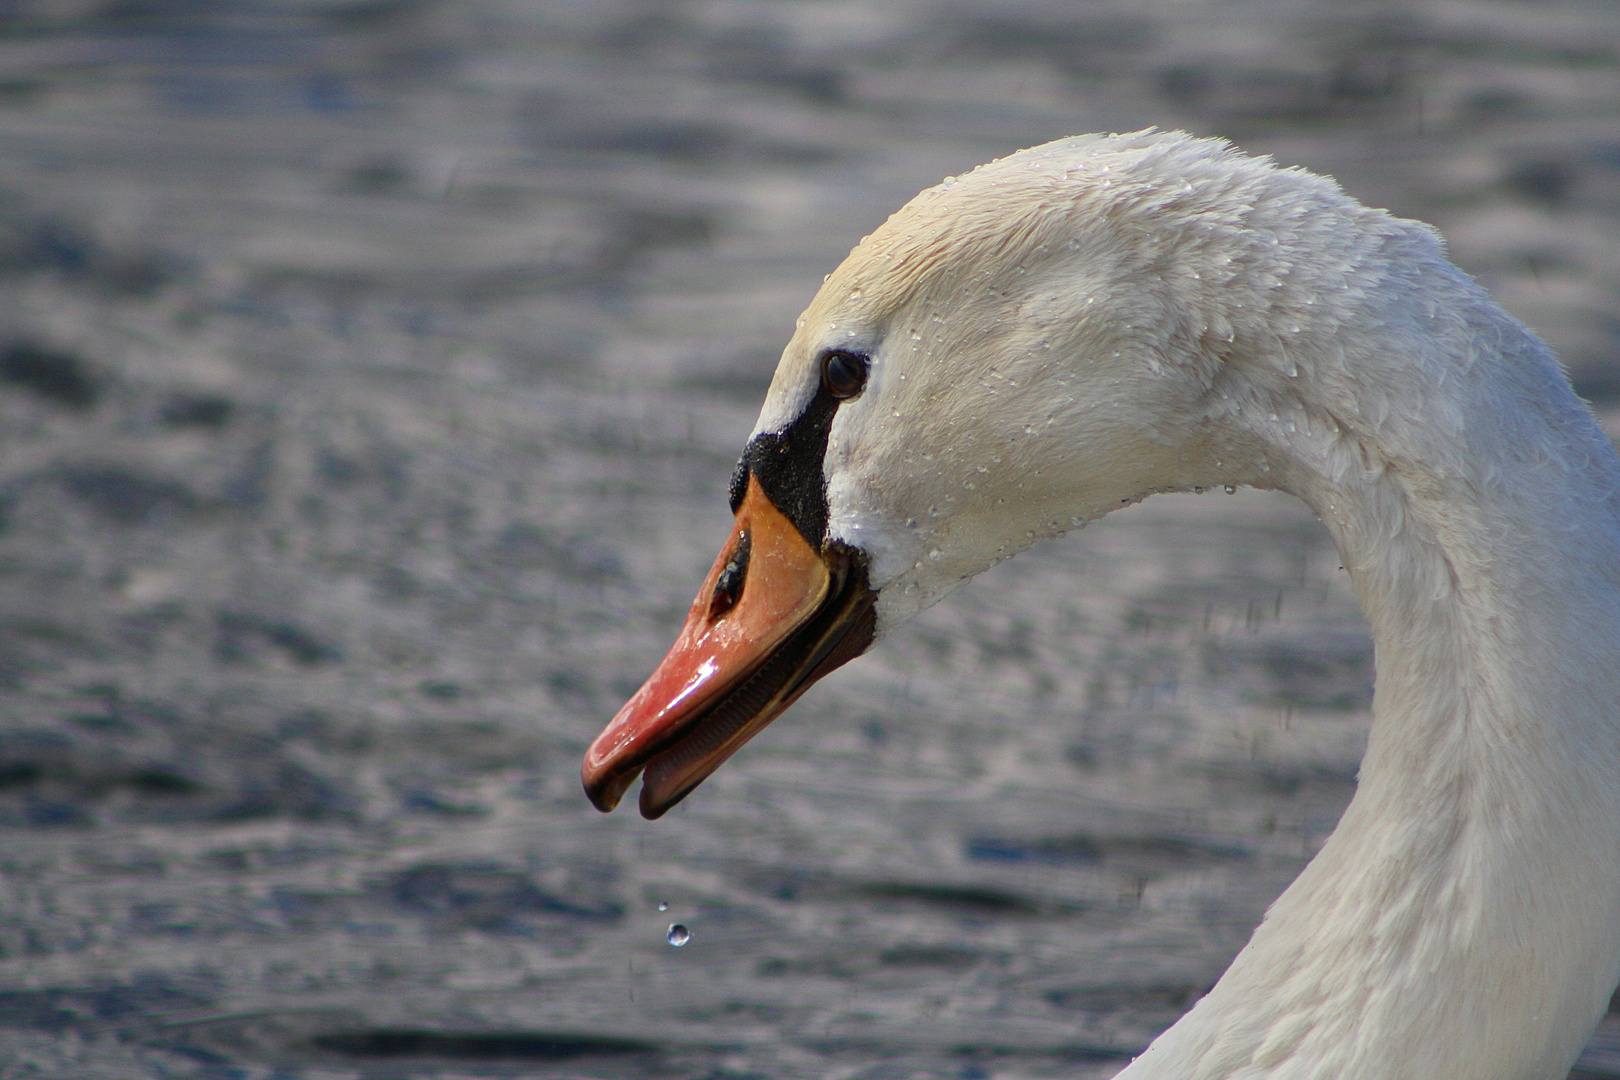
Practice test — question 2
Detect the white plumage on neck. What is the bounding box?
[1121,270,1620,1078]
[759,130,1620,1078]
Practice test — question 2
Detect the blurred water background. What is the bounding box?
[0,2,1618,1077]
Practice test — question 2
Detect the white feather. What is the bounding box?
[758,130,1620,1079]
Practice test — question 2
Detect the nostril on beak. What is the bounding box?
[708,527,751,620]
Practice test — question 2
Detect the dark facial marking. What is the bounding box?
[729,350,871,546]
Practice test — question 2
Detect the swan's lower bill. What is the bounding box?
[582,475,876,818]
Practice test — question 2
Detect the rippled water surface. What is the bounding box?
[1,2,1619,1077]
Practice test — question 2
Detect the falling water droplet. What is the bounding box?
[657,901,669,912]
[667,924,690,947]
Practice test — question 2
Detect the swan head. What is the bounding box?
[585,129,1422,817]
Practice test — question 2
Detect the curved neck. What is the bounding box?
[1122,311,1620,1078]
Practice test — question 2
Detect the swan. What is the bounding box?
[581,129,1620,1079]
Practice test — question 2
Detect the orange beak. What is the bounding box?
[582,474,876,818]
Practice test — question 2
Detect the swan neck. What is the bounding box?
[1125,325,1620,1079]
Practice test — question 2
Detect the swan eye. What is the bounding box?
[820,350,869,400]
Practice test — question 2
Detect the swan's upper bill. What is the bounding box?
[583,130,1620,1079]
